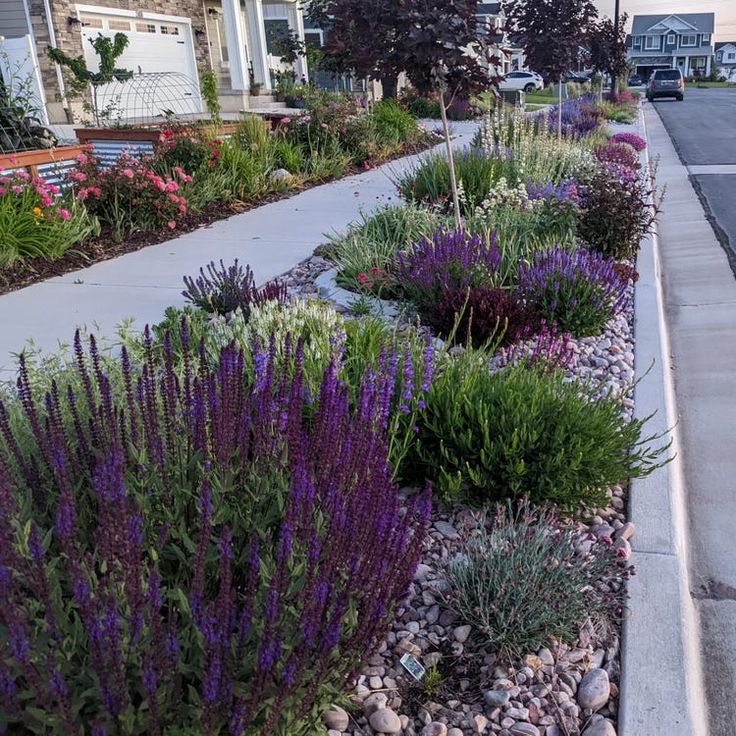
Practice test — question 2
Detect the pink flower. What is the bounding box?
[89,187,102,196]
[0,187,6,196]
[121,168,135,179]
[58,208,71,221]
[280,116,291,124]
[11,185,23,194]
[168,193,180,203]
[167,220,176,229]
[154,179,167,192]
[178,204,187,213]
[165,181,179,193]
[76,188,88,201]
[320,123,328,129]
[77,152,89,164]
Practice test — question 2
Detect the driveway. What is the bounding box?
[652,87,736,265]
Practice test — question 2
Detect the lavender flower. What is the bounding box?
[518,246,630,337]
[395,228,501,309]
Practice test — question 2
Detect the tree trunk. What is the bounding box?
[439,90,462,231]
[381,74,398,99]
[558,76,563,141]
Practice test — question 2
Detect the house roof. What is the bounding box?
[715,42,736,51]
[631,13,715,36]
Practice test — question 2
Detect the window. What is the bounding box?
[666,34,675,45]
[264,19,289,55]
[80,16,103,28]
[644,35,660,50]
[702,34,711,43]
[304,30,323,48]
[728,52,736,61]
[136,23,157,33]
[633,36,641,47]
[160,25,180,35]
[680,34,697,47]
[108,20,131,31]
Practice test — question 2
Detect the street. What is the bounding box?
[645,89,736,735]
[652,88,736,265]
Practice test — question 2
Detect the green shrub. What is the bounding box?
[339,113,381,164]
[410,355,668,510]
[371,99,418,147]
[401,93,442,119]
[329,204,443,291]
[446,501,631,656]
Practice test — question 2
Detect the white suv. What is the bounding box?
[499,70,544,93]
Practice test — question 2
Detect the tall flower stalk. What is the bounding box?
[0,323,430,734]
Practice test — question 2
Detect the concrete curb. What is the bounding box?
[618,107,707,735]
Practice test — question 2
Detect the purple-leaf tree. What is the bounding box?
[400,0,504,228]
[588,14,629,98]
[304,0,406,98]
[504,0,598,135]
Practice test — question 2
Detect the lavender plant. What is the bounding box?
[394,228,501,311]
[0,326,431,735]
[446,500,632,656]
[518,246,630,337]
[182,258,288,315]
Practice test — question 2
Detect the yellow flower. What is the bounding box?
[32,206,42,218]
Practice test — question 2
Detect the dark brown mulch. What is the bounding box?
[0,139,437,297]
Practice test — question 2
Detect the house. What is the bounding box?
[0,0,313,124]
[715,41,736,81]
[627,12,715,80]
[476,2,511,75]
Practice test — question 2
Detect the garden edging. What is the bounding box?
[618,108,707,736]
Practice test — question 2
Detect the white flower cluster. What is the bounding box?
[206,298,346,382]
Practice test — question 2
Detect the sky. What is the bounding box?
[595,0,736,40]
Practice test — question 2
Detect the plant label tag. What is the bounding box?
[400,653,426,682]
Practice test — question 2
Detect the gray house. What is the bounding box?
[715,42,736,81]
[627,12,715,80]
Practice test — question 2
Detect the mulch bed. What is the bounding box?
[0,139,436,297]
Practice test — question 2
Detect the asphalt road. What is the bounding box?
[652,88,736,264]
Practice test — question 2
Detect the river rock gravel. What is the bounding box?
[279,254,637,736]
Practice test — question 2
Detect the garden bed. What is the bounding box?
[0,92,662,736]
[0,130,437,295]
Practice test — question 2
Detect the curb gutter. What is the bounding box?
[618,107,707,735]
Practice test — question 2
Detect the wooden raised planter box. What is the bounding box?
[75,123,243,149]
[0,145,92,175]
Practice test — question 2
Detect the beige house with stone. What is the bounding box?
[0,0,313,123]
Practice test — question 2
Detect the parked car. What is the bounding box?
[646,69,685,101]
[565,70,592,83]
[628,74,643,86]
[499,71,544,93]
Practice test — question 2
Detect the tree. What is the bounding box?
[304,0,405,97]
[48,33,133,125]
[400,0,503,227]
[589,14,628,93]
[504,0,598,134]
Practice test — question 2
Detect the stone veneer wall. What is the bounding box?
[28,0,212,122]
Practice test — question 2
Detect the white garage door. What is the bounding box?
[78,6,203,120]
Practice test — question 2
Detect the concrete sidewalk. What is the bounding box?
[0,121,478,376]
[644,102,736,735]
